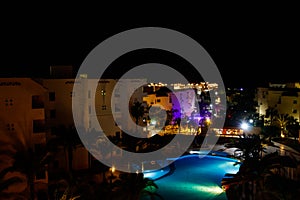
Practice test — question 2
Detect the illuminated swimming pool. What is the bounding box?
[141,154,241,200]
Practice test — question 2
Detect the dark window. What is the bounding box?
[293,100,297,104]
[102,105,107,110]
[4,98,13,106]
[6,123,14,131]
[50,109,56,119]
[33,120,45,133]
[34,143,46,158]
[49,92,55,101]
[293,109,297,113]
[157,99,161,103]
[115,131,120,140]
[32,95,44,108]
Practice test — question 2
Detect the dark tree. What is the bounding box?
[130,101,145,126]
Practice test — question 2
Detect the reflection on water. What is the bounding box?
[141,154,241,200]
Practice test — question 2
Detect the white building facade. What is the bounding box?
[257,83,300,123]
[0,78,48,194]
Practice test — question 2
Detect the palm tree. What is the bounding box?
[286,117,300,141]
[265,106,278,126]
[0,121,35,199]
[130,101,145,127]
[274,113,291,138]
[114,173,164,200]
[49,125,82,173]
[263,107,280,142]
[95,135,112,183]
[221,135,300,199]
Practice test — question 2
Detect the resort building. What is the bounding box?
[257,82,300,124]
[0,78,48,195]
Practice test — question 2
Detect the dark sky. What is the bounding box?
[1,6,299,89]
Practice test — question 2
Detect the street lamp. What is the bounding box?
[241,122,249,130]
[241,122,249,137]
[109,165,116,185]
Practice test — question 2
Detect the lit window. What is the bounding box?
[101,89,106,96]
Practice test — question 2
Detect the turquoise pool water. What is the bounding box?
[141,154,240,200]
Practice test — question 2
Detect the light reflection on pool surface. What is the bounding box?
[141,154,241,200]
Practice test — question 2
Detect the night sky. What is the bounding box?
[1,6,299,89]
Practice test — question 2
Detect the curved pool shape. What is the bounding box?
[141,154,240,200]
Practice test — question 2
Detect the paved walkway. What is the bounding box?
[270,141,300,160]
[208,141,300,161]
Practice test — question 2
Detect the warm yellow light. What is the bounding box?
[280,145,284,150]
[111,165,116,173]
[281,133,285,138]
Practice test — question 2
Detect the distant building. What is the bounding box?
[142,91,173,111]
[257,82,300,124]
[37,78,145,136]
[41,79,75,129]
[143,82,222,119]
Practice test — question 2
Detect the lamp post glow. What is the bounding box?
[111,165,116,173]
[241,122,249,130]
[241,122,249,137]
[109,165,116,186]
